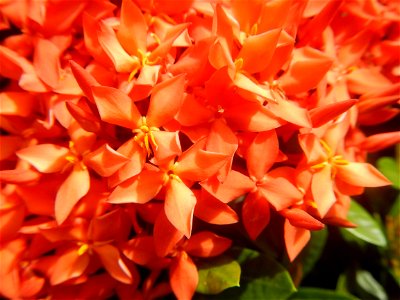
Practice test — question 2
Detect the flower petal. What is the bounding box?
[94,244,132,284]
[175,93,214,127]
[84,144,130,177]
[246,130,279,181]
[122,236,157,266]
[55,166,90,224]
[147,74,186,127]
[174,138,229,182]
[358,131,400,153]
[50,248,90,285]
[97,21,140,73]
[242,191,271,240]
[17,144,69,173]
[280,208,324,230]
[117,0,147,55]
[153,209,184,257]
[259,176,303,211]
[311,165,336,218]
[165,178,196,238]
[224,99,284,132]
[279,47,333,94]
[0,92,36,117]
[185,231,232,258]
[269,99,311,128]
[237,29,281,74]
[297,0,343,46]
[336,163,391,187]
[92,86,141,128]
[108,139,146,187]
[33,38,61,88]
[69,61,99,102]
[194,189,239,225]
[170,251,198,300]
[200,170,255,203]
[108,169,164,204]
[152,131,182,164]
[309,99,357,128]
[284,220,311,262]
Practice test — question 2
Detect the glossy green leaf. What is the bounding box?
[386,194,400,285]
[234,247,297,300]
[300,228,328,277]
[196,256,240,295]
[289,288,358,300]
[377,157,399,189]
[355,270,388,300]
[336,273,350,294]
[342,201,387,247]
[195,248,296,300]
[389,193,400,217]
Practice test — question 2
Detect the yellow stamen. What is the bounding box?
[158,13,177,25]
[310,140,349,172]
[132,116,160,157]
[77,244,89,256]
[305,200,318,208]
[346,66,357,73]
[149,131,158,150]
[65,155,77,164]
[250,23,258,36]
[128,65,140,82]
[234,58,244,71]
[150,32,161,45]
[333,155,349,165]
[320,140,332,157]
[144,134,151,157]
[311,161,328,169]
[169,173,183,183]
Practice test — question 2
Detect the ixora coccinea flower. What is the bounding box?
[16,122,130,224]
[298,131,391,219]
[108,137,229,238]
[0,0,399,299]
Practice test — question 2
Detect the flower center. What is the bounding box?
[132,116,160,157]
[65,141,87,170]
[77,243,90,256]
[310,140,349,177]
[128,48,162,82]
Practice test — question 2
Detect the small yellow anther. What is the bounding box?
[65,155,77,164]
[311,161,328,169]
[333,156,349,165]
[77,244,89,256]
[150,32,161,45]
[169,173,183,183]
[305,200,318,208]
[250,23,258,36]
[234,58,244,71]
[320,140,333,157]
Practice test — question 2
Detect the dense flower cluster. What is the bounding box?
[1,0,399,299]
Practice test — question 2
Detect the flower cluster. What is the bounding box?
[1,0,399,299]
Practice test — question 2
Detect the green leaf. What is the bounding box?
[233,247,297,300]
[342,201,387,247]
[355,270,388,300]
[289,288,358,300]
[195,248,296,300]
[336,273,350,294]
[389,193,400,217]
[386,194,400,285]
[377,157,399,189]
[196,256,240,295]
[300,228,328,277]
